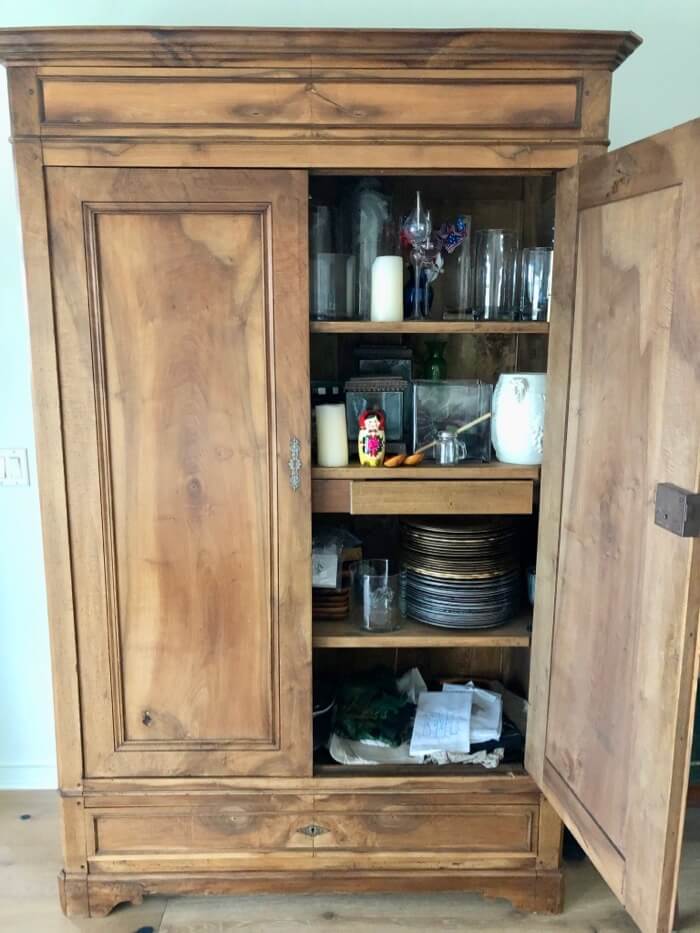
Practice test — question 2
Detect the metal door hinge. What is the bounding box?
[655,483,700,537]
[288,436,302,491]
[297,823,328,838]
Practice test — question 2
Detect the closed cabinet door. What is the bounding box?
[527,119,700,933]
[47,168,311,777]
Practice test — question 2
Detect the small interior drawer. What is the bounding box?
[350,479,534,515]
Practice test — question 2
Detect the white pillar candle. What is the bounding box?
[315,403,349,467]
[370,256,404,322]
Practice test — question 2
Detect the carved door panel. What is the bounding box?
[47,168,311,777]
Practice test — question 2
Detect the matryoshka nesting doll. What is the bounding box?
[358,408,386,467]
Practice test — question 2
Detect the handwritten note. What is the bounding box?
[443,683,502,744]
[409,690,473,757]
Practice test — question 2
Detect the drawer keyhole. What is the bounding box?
[298,823,327,838]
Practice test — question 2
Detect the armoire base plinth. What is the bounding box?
[58,869,565,918]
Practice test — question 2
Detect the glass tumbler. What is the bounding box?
[473,229,519,320]
[353,560,403,632]
[520,247,553,321]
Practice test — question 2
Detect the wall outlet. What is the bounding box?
[0,448,30,486]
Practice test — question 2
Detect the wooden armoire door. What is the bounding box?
[527,119,700,933]
[46,168,311,777]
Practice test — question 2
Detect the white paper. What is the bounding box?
[443,682,502,744]
[396,667,428,703]
[312,549,338,588]
[409,690,472,757]
[328,733,504,769]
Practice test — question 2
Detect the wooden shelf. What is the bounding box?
[312,612,531,648]
[310,320,549,335]
[312,462,540,481]
[313,762,529,779]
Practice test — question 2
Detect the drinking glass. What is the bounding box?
[520,247,553,321]
[310,253,349,320]
[353,559,403,632]
[473,229,519,320]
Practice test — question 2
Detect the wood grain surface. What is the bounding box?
[312,462,540,480]
[312,613,531,648]
[40,76,580,130]
[0,27,640,69]
[97,207,274,747]
[350,479,534,515]
[533,120,700,933]
[46,167,311,778]
[525,166,580,787]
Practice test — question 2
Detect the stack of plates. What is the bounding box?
[400,518,521,629]
[312,585,351,620]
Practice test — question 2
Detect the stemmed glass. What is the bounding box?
[418,234,443,318]
[402,191,432,320]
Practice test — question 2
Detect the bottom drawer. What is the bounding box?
[82,785,552,874]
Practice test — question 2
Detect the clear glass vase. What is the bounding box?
[473,229,519,320]
[350,179,393,320]
[442,218,472,316]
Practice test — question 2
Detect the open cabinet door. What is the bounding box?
[526,118,700,933]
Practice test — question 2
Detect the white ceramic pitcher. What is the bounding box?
[491,373,547,465]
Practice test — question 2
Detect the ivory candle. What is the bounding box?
[370,256,404,322]
[315,403,349,467]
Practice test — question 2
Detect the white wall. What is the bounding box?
[1,0,698,788]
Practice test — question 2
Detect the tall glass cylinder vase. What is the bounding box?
[473,229,518,320]
[442,217,472,316]
[351,179,393,320]
[309,203,350,320]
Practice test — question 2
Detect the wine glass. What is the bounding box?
[402,193,432,320]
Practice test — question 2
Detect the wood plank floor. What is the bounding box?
[2,790,700,931]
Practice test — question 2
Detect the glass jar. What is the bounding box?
[435,430,468,465]
[353,559,404,632]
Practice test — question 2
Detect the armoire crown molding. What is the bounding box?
[0,26,641,69]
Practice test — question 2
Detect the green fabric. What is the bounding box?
[334,667,416,747]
